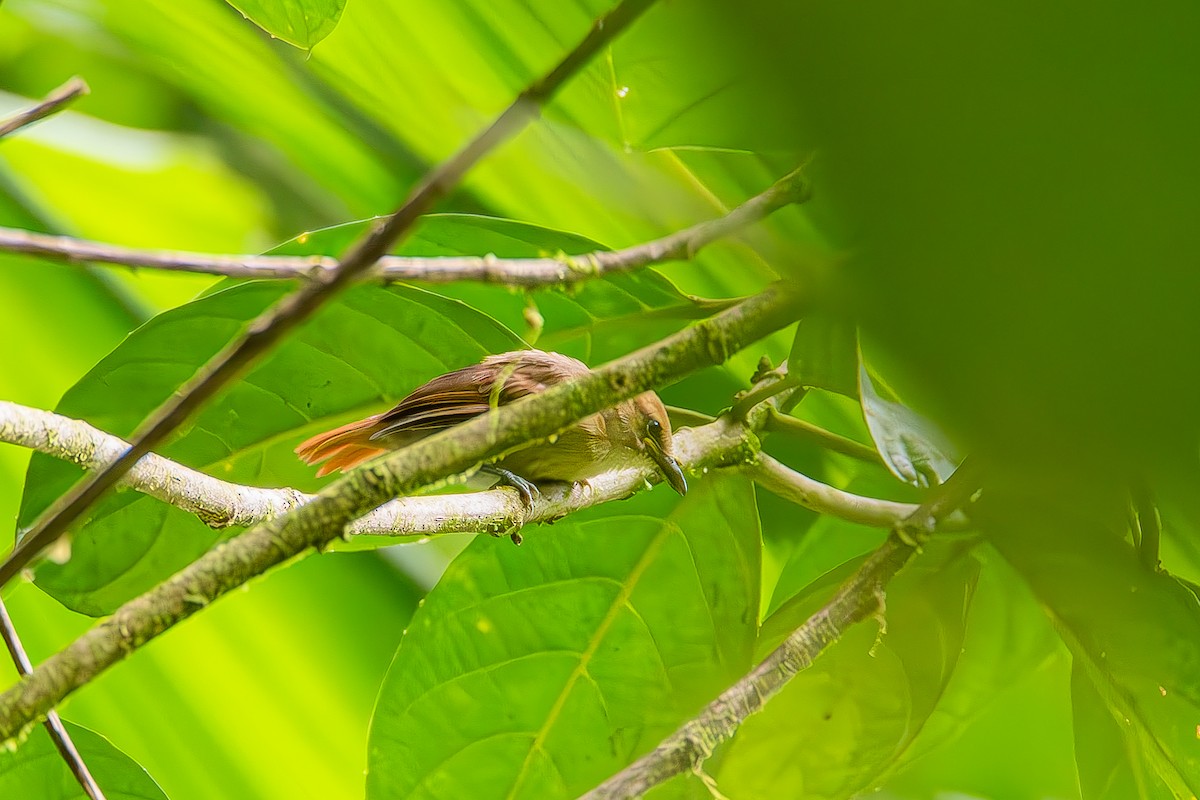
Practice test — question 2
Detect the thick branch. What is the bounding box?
[0,401,764,539]
[0,599,105,800]
[0,283,802,741]
[0,0,659,591]
[0,394,946,539]
[581,458,982,799]
[0,167,808,285]
[0,77,89,139]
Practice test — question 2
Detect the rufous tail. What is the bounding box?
[295,417,387,477]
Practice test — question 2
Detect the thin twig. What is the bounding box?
[764,408,885,466]
[0,283,803,741]
[0,77,89,139]
[730,374,801,419]
[0,166,809,285]
[749,453,971,530]
[0,599,106,800]
[0,0,659,591]
[580,457,982,799]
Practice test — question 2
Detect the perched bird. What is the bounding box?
[295,350,687,501]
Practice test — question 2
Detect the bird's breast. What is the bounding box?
[496,415,637,483]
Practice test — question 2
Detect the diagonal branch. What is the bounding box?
[0,77,89,139]
[0,282,802,742]
[0,0,659,592]
[0,167,809,286]
[580,457,983,800]
[0,599,106,800]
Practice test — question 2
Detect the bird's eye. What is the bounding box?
[646,418,661,434]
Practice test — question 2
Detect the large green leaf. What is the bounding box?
[366,474,760,799]
[274,212,714,364]
[18,281,523,614]
[1072,662,1174,799]
[225,0,346,49]
[712,540,979,799]
[0,720,166,800]
[985,497,1200,796]
[875,545,1063,791]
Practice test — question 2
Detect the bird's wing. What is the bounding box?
[370,351,590,440]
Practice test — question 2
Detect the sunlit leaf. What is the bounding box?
[878,546,1060,782]
[225,0,345,49]
[0,720,166,800]
[367,475,760,799]
[18,281,523,614]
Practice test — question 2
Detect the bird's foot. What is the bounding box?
[481,464,540,509]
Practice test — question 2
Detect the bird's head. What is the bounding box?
[621,392,688,496]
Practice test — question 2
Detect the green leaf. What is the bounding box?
[788,314,859,397]
[601,1,807,155]
[1072,661,1174,800]
[225,0,346,49]
[366,474,760,800]
[859,363,959,488]
[985,497,1200,796]
[716,539,979,799]
[18,281,523,615]
[0,720,167,800]
[868,546,1065,791]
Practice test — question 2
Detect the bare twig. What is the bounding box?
[0,77,89,139]
[749,453,970,530]
[0,599,105,800]
[0,166,808,285]
[0,283,803,741]
[764,408,885,465]
[0,399,796,540]
[0,0,659,591]
[581,458,982,799]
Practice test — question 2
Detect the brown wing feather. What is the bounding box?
[372,351,589,440]
[297,350,593,476]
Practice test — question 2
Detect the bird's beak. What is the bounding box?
[643,437,688,495]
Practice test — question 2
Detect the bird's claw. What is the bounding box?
[480,464,540,509]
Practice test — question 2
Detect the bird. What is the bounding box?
[294,350,688,502]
